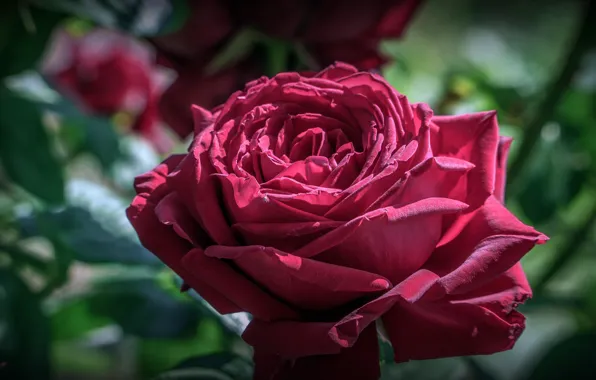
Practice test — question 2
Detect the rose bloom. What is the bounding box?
[44,28,173,153]
[153,0,423,140]
[236,0,423,69]
[127,63,547,380]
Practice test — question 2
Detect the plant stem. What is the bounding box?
[533,197,596,295]
[507,0,596,189]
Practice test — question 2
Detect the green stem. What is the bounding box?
[507,0,596,189]
[265,38,290,77]
[533,197,596,295]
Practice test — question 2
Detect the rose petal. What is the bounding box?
[168,126,237,245]
[234,220,342,252]
[429,196,548,294]
[326,155,474,220]
[182,248,298,321]
[384,261,532,362]
[495,136,513,203]
[298,197,468,283]
[383,292,526,363]
[243,269,441,357]
[218,173,334,223]
[431,111,500,207]
[127,156,240,314]
[155,192,211,246]
[205,245,391,310]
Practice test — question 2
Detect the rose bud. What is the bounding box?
[127,63,547,380]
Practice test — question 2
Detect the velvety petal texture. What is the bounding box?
[127,63,547,380]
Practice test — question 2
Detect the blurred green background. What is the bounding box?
[1,0,596,379]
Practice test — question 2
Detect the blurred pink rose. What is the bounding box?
[43,28,174,153]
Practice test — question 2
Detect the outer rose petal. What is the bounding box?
[126,156,240,314]
[429,196,547,295]
[182,249,298,321]
[168,127,238,245]
[495,136,513,203]
[431,111,500,207]
[243,270,442,358]
[383,293,526,362]
[385,260,532,362]
[204,245,391,310]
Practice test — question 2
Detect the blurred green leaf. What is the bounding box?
[380,357,467,380]
[30,0,183,36]
[19,206,159,266]
[87,276,200,339]
[7,71,122,169]
[111,135,161,193]
[0,269,51,379]
[516,125,589,224]
[77,116,121,169]
[524,331,596,380]
[205,28,260,75]
[0,85,65,204]
[139,318,227,378]
[0,5,64,78]
[50,298,112,341]
[157,0,190,36]
[156,352,253,380]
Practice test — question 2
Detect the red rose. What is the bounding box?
[151,0,234,66]
[44,29,173,153]
[236,0,424,69]
[127,63,547,380]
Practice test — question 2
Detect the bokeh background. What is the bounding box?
[1,0,596,379]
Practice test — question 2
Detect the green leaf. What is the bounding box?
[0,85,65,205]
[0,6,65,78]
[139,319,227,378]
[156,352,253,380]
[205,29,260,75]
[516,124,589,224]
[110,135,161,193]
[19,205,159,266]
[7,71,122,169]
[49,298,112,341]
[524,331,596,380]
[0,269,51,379]
[380,357,468,380]
[157,0,190,36]
[87,275,200,339]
